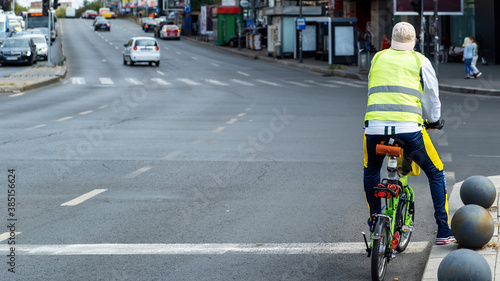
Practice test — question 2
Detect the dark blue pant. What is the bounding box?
[363,129,450,231]
[464,58,473,76]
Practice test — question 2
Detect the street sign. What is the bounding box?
[296,17,306,30]
[184,4,191,13]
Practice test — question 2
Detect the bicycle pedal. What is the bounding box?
[402,225,414,232]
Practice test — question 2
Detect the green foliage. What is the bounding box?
[56,7,66,18]
[76,1,104,17]
[15,2,28,15]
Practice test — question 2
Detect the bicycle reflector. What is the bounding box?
[374,183,401,199]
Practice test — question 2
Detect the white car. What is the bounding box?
[122,37,160,66]
[159,25,181,40]
[21,34,48,60]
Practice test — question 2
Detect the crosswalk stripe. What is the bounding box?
[151,78,172,85]
[332,81,365,88]
[286,81,312,87]
[125,78,143,85]
[232,79,254,86]
[255,79,282,87]
[177,78,200,86]
[71,77,85,84]
[99,78,114,85]
[206,79,228,86]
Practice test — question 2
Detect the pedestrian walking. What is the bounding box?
[441,34,450,63]
[364,31,372,52]
[462,37,474,79]
[470,36,482,78]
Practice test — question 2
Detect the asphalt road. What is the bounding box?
[0,18,499,280]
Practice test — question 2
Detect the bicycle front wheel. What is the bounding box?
[371,223,389,281]
[396,193,413,252]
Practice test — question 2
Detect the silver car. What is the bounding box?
[123,37,161,66]
[21,34,48,60]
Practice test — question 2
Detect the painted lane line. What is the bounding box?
[56,116,73,122]
[211,62,220,67]
[177,78,201,86]
[237,112,246,117]
[226,118,238,125]
[0,242,429,255]
[156,70,165,75]
[237,71,250,76]
[151,78,172,85]
[244,107,252,112]
[441,152,452,162]
[115,46,119,50]
[9,92,24,97]
[332,81,365,88]
[99,78,114,85]
[79,110,93,115]
[213,127,225,133]
[164,46,169,50]
[25,124,46,130]
[176,51,182,55]
[305,80,340,88]
[468,155,500,158]
[71,77,85,85]
[232,79,254,86]
[0,232,21,242]
[125,78,143,85]
[99,105,109,109]
[205,79,228,86]
[255,79,283,87]
[191,56,198,60]
[124,167,153,179]
[61,189,107,206]
[191,138,206,145]
[446,171,455,184]
[162,150,184,160]
[286,81,312,87]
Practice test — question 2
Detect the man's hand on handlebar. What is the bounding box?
[424,120,445,130]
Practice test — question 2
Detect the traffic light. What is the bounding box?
[53,0,60,9]
[42,0,49,16]
[410,0,421,13]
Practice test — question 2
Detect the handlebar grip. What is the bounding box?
[424,119,445,130]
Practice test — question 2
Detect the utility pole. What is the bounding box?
[299,0,302,63]
[433,0,439,78]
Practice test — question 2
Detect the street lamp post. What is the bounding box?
[299,0,302,63]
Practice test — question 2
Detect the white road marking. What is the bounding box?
[244,107,252,112]
[440,152,452,162]
[231,79,254,86]
[191,138,206,145]
[305,80,340,88]
[332,81,365,88]
[99,78,114,85]
[162,150,184,160]
[177,78,200,86]
[237,112,246,117]
[71,77,85,85]
[191,56,198,60]
[25,124,46,130]
[446,171,455,183]
[124,167,153,179]
[468,155,500,158]
[226,118,238,124]
[60,189,107,206]
[164,46,169,50]
[0,242,430,255]
[151,78,172,85]
[213,127,225,133]
[205,79,228,86]
[125,78,143,85]
[255,79,282,87]
[0,232,21,242]
[56,116,73,122]
[99,105,109,109]
[115,46,119,50]
[286,81,312,87]
[237,71,250,76]
[79,110,93,115]
[211,62,220,67]
[9,92,24,97]
[156,70,165,75]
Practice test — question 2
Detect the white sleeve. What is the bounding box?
[420,57,441,122]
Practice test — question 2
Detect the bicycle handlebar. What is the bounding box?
[424,119,445,130]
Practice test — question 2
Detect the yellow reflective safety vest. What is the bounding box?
[365,48,425,125]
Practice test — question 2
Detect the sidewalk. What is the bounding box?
[422,176,500,281]
[0,65,66,93]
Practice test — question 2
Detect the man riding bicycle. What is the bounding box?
[363,22,454,245]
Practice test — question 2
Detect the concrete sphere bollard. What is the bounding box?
[460,175,496,208]
[437,249,492,281]
[451,204,494,249]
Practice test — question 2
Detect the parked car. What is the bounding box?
[123,37,160,66]
[159,25,181,40]
[0,37,37,65]
[143,19,157,32]
[20,34,48,60]
[94,19,111,31]
[82,10,98,19]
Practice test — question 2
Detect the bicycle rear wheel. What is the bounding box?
[371,222,389,281]
[396,193,413,252]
